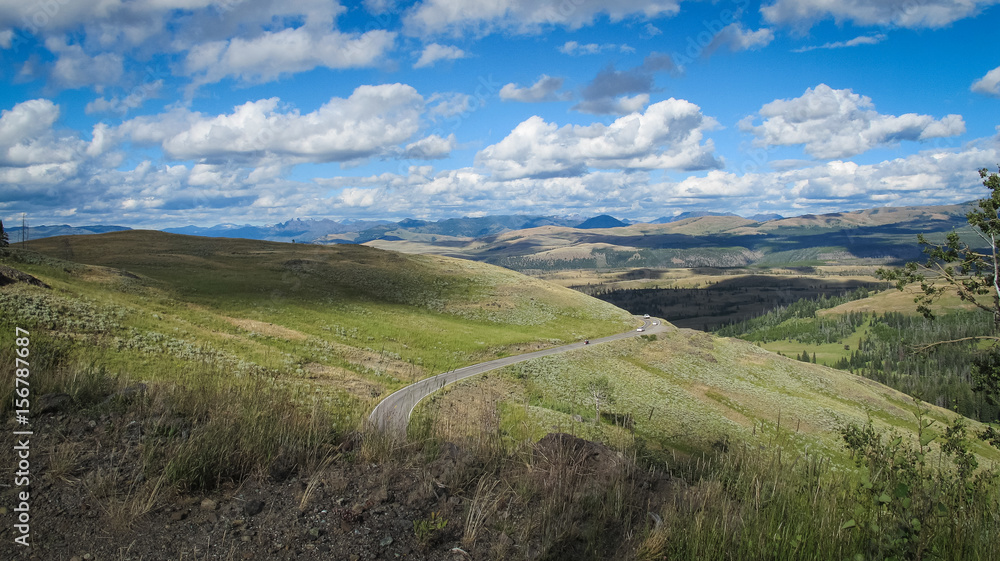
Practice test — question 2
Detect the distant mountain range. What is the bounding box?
[653,211,784,223]
[12,215,584,244]
[4,224,131,242]
[9,203,975,269]
[6,212,776,245]
[163,218,394,242]
[356,203,977,269]
[576,215,628,229]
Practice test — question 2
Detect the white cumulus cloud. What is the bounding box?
[403,134,457,159]
[703,24,774,57]
[971,66,1000,97]
[1,0,367,91]
[558,41,633,55]
[741,84,966,159]
[573,94,650,116]
[403,0,683,36]
[477,98,722,179]
[414,43,467,68]
[120,84,427,165]
[0,98,123,216]
[183,27,396,86]
[761,0,999,29]
[499,75,571,102]
[45,37,124,90]
[0,99,111,167]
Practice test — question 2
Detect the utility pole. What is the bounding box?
[20,213,28,248]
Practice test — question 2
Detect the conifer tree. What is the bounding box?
[0,219,8,248]
[878,167,1000,424]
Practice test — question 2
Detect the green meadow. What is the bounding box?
[415,326,1000,560]
[7,231,633,400]
[3,232,999,560]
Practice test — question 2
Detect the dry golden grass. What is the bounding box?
[422,375,517,443]
[818,283,985,316]
[223,316,308,340]
[418,327,1000,464]
[298,362,384,399]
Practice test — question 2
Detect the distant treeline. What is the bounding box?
[490,247,759,272]
[718,293,999,422]
[714,287,876,342]
[591,278,882,330]
[838,311,997,421]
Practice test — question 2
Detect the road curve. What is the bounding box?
[369,316,671,433]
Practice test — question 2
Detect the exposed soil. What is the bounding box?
[0,265,49,289]
[1,397,674,561]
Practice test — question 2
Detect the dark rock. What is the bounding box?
[244,499,265,517]
[103,383,147,405]
[0,265,49,288]
[428,441,473,486]
[268,450,297,482]
[532,433,624,482]
[37,393,73,415]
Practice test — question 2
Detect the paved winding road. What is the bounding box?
[369,316,671,433]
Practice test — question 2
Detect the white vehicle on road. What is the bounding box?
[637,327,645,332]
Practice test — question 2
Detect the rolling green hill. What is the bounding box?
[2,231,998,560]
[3,232,634,417]
[412,320,1000,560]
[417,325,1000,464]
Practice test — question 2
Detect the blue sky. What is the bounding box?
[1,0,998,228]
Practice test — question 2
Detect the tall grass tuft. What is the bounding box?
[654,421,1000,561]
[146,367,341,491]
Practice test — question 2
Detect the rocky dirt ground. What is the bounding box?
[0,394,673,561]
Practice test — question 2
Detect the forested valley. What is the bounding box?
[715,290,1000,422]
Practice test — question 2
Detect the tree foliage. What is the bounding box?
[877,167,1000,425]
[878,167,1000,327]
[839,410,998,561]
[0,219,8,248]
[585,375,615,425]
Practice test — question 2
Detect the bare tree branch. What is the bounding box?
[910,336,1000,353]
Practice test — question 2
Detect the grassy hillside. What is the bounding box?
[0,232,640,558]
[2,233,998,560]
[416,328,1000,461]
[413,328,1000,560]
[714,284,1000,424]
[5,232,634,409]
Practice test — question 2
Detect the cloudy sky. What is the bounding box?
[1,0,998,228]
